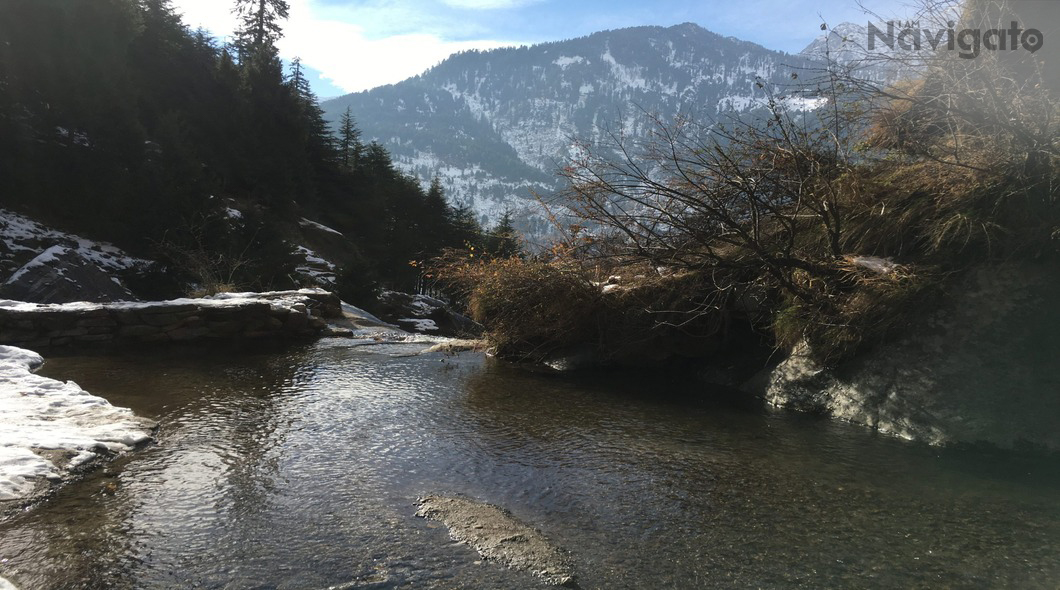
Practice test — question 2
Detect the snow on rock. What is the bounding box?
[0,345,155,502]
[298,218,343,236]
[1,245,138,304]
[0,575,18,590]
[0,209,152,277]
[376,291,482,338]
[294,246,337,286]
[0,288,334,315]
[4,245,67,285]
[398,318,439,332]
[340,301,393,327]
[0,289,343,348]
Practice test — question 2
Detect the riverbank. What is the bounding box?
[0,289,344,349]
[0,346,154,513]
[0,289,478,524]
[0,289,341,520]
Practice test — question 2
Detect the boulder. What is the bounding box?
[376,291,483,338]
[743,262,1060,451]
[0,246,136,304]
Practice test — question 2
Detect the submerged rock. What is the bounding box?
[421,339,486,354]
[416,495,577,587]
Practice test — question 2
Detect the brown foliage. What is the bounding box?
[437,0,1059,366]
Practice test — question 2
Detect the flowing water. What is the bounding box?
[0,338,1057,589]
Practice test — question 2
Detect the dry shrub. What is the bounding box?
[435,255,601,360]
[188,283,238,298]
[774,257,932,365]
[432,250,749,364]
[594,269,741,362]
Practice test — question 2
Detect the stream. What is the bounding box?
[0,337,1057,589]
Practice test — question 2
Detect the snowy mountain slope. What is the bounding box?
[322,23,826,232]
[799,22,920,84]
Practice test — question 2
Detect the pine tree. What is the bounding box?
[287,56,309,96]
[288,57,335,167]
[338,106,362,168]
[421,176,453,253]
[424,177,449,217]
[488,208,521,258]
[362,142,397,178]
[451,204,485,250]
[233,0,290,53]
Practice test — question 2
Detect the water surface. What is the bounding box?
[0,338,1057,589]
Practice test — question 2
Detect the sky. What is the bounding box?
[170,0,914,98]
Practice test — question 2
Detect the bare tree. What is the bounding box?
[547,0,1057,362]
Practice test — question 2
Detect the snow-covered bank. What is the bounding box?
[0,288,336,314]
[0,289,344,349]
[0,346,155,503]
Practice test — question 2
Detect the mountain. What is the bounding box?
[799,22,914,84]
[322,23,826,233]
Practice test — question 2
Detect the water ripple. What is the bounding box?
[0,343,1056,589]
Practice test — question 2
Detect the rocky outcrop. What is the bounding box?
[376,291,483,338]
[416,495,577,587]
[743,263,1060,451]
[0,246,137,304]
[0,290,344,349]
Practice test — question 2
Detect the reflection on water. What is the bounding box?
[0,340,1057,589]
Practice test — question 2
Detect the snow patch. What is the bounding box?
[0,345,154,502]
[398,318,439,332]
[4,245,69,285]
[294,246,337,286]
[0,209,152,275]
[553,55,585,69]
[0,288,333,315]
[299,218,343,236]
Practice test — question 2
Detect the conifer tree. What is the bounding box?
[288,57,335,167]
[451,204,485,250]
[233,0,290,53]
[424,177,450,218]
[421,176,453,252]
[488,208,521,258]
[338,106,362,168]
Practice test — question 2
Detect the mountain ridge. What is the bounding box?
[322,22,834,231]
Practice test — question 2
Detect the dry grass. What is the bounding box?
[435,255,602,360]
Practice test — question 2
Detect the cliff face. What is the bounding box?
[744,262,1060,451]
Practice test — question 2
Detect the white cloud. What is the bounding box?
[170,0,524,94]
[171,0,238,40]
[441,0,541,9]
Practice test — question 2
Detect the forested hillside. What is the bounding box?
[0,0,501,302]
